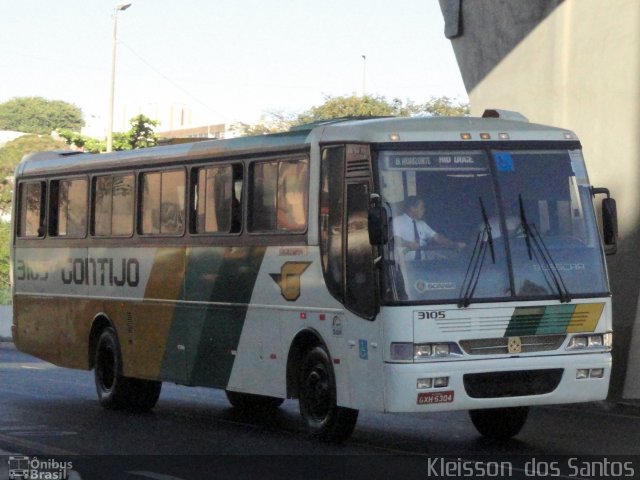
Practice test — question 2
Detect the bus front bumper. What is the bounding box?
[383,352,611,413]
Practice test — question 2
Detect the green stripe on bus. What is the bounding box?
[504,306,546,336]
[159,246,267,387]
[535,304,576,334]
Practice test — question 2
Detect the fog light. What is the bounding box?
[417,378,433,389]
[590,368,605,378]
[576,369,590,379]
[434,376,449,388]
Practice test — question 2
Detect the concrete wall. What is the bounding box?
[0,305,12,340]
[441,0,640,399]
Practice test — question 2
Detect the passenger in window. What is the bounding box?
[393,196,465,260]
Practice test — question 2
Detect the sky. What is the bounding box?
[0,0,467,136]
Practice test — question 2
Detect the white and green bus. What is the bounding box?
[11,112,617,442]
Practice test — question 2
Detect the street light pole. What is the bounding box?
[361,54,366,97]
[106,2,132,153]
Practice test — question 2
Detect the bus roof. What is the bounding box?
[16,116,578,178]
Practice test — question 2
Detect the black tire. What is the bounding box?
[225,390,284,410]
[298,346,358,443]
[94,327,162,412]
[469,406,529,440]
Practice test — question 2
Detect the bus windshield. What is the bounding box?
[377,148,608,304]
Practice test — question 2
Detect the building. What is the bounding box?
[155,124,229,145]
[439,0,640,400]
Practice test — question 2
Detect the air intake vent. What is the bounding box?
[346,144,371,179]
[346,158,370,177]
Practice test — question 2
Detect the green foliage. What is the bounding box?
[423,96,470,117]
[0,97,84,134]
[57,130,105,153]
[230,112,297,136]
[0,221,10,303]
[232,95,470,136]
[118,114,159,150]
[296,94,422,125]
[58,114,159,153]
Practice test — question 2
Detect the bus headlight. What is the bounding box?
[566,332,612,351]
[391,342,462,361]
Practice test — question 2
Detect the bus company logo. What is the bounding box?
[270,262,311,301]
[508,336,522,354]
[8,456,73,480]
[414,280,456,293]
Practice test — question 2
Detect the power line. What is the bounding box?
[118,40,228,122]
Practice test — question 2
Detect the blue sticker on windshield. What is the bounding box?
[495,152,514,172]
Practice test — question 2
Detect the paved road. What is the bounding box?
[1,342,639,479]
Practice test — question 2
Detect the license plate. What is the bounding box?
[417,390,454,405]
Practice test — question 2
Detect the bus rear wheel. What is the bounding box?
[94,327,162,412]
[298,346,358,443]
[225,390,284,410]
[469,406,529,440]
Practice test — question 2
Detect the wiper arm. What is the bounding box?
[518,195,534,260]
[458,198,493,307]
[479,197,496,264]
[529,224,572,303]
[517,195,572,303]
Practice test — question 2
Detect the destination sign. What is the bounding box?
[383,151,487,171]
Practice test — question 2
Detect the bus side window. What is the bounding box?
[249,158,308,233]
[93,174,134,237]
[320,147,345,302]
[277,160,308,231]
[140,170,185,235]
[250,161,278,231]
[345,182,376,319]
[17,181,46,238]
[50,178,87,237]
[192,164,241,234]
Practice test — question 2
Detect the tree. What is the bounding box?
[296,94,422,125]
[119,114,159,150]
[58,114,159,153]
[422,96,470,117]
[232,95,470,136]
[0,97,84,134]
[56,130,105,153]
[230,111,296,136]
[0,221,10,303]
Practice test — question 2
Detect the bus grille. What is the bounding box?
[463,369,564,398]
[459,334,566,355]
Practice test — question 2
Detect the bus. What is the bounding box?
[11,111,617,442]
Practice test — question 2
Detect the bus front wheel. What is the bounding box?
[469,406,529,440]
[94,327,162,412]
[298,346,358,443]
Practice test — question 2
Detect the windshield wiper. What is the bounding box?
[518,195,572,303]
[458,198,493,307]
[479,197,496,264]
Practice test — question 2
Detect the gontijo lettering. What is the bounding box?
[61,257,140,287]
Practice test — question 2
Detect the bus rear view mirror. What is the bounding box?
[601,197,618,255]
[591,187,617,255]
[368,206,388,245]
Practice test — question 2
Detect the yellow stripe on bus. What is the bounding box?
[566,303,604,333]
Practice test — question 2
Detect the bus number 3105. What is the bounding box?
[415,311,446,320]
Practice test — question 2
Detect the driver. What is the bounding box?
[393,196,465,260]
